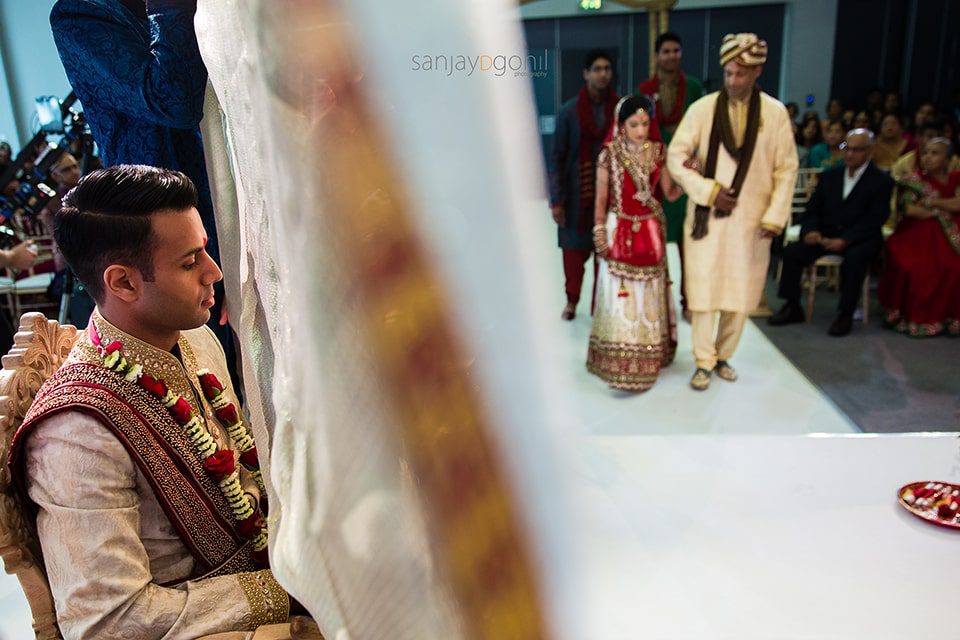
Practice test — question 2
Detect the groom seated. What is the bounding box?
[7,165,293,639]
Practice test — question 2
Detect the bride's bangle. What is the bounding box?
[592,224,608,252]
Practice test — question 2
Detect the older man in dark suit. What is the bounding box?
[769,128,894,336]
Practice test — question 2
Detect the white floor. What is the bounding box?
[552,241,858,436]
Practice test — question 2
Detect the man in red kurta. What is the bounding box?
[639,32,703,317]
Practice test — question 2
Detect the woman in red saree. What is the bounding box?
[879,138,960,336]
[587,95,682,390]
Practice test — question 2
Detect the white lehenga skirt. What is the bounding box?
[587,215,677,391]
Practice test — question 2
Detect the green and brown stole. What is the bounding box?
[8,361,257,581]
[692,86,762,240]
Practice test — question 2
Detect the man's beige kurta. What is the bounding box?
[667,90,798,312]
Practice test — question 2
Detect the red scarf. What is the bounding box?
[576,86,619,232]
[638,70,688,128]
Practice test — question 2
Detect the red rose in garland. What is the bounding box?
[203,449,236,482]
[251,547,269,566]
[237,512,265,539]
[137,373,168,398]
[215,404,239,426]
[170,397,193,424]
[198,371,225,399]
[239,447,259,468]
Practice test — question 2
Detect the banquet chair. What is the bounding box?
[777,167,822,281]
[0,312,76,640]
[803,256,870,323]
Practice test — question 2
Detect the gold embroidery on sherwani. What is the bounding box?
[238,570,290,628]
[71,312,202,413]
[14,315,257,577]
[659,75,678,123]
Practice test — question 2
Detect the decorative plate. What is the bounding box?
[898,481,960,529]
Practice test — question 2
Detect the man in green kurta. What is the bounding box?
[639,31,703,317]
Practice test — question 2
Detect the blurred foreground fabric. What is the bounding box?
[196,1,579,638]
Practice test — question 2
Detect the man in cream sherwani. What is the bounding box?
[667,33,798,390]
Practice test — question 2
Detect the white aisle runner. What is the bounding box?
[538,200,857,435]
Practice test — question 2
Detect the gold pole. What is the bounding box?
[648,11,658,78]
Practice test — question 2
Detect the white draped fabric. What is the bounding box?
[195,1,579,638]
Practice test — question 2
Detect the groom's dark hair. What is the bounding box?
[54,164,198,301]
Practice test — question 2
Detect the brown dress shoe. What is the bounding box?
[561,303,576,321]
[714,360,738,382]
[690,367,712,390]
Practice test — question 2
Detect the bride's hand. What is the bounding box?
[683,156,702,174]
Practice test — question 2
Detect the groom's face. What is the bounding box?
[134,208,223,332]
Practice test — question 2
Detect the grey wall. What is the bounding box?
[520,0,838,113]
[0,0,71,149]
[0,0,841,148]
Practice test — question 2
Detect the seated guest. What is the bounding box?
[770,129,893,336]
[0,242,39,352]
[7,166,296,638]
[865,87,884,114]
[852,110,873,132]
[786,101,799,124]
[892,117,960,181]
[840,109,856,132]
[808,120,845,169]
[796,111,823,168]
[883,92,901,116]
[904,102,936,148]
[821,98,844,134]
[878,138,960,336]
[945,118,959,152]
[873,113,912,171]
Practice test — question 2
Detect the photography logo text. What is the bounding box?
[411,50,549,78]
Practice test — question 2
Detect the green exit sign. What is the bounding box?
[580,0,602,10]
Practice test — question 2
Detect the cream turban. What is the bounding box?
[719,33,768,66]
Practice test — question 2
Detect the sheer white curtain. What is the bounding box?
[196,2,579,638]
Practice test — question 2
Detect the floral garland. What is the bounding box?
[88,321,269,567]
